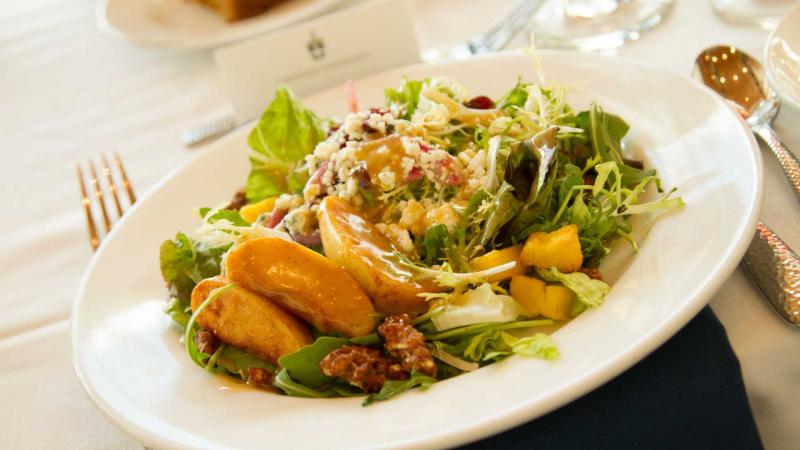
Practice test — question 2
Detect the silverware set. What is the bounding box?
[695,45,800,326]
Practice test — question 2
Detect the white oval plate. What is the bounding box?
[96,0,343,49]
[72,51,762,450]
[766,2,800,112]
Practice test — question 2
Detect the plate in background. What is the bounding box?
[72,51,762,449]
[96,0,345,49]
[766,3,800,112]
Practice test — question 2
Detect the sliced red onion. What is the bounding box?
[266,208,287,229]
[291,230,322,247]
[344,79,359,113]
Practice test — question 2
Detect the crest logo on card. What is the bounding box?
[307,32,325,61]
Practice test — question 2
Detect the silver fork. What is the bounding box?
[76,152,137,251]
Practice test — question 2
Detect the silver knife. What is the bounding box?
[741,222,800,326]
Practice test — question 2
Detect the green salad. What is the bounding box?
[159,72,683,405]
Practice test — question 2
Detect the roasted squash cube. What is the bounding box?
[239,197,276,223]
[509,275,546,316]
[470,245,526,282]
[542,285,575,321]
[520,224,583,273]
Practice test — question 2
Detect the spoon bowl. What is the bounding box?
[693,45,780,127]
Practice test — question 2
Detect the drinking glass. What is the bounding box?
[711,0,799,29]
[529,0,675,50]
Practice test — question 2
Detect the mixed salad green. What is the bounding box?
[159,72,683,405]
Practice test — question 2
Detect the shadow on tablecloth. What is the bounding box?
[460,307,763,450]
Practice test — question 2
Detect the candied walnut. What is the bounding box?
[226,188,247,210]
[378,314,437,377]
[320,345,391,393]
[194,329,220,355]
[246,368,274,388]
[579,268,604,281]
[386,361,408,381]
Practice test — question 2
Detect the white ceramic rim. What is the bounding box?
[72,50,764,450]
[765,2,800,112]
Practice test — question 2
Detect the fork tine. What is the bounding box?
[114,151,136,204]
[88,159,112,233]
[101,154,124,218]
[77,163,101,251]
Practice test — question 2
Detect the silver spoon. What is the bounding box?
[695,45,800,201]
[694,45,800,326]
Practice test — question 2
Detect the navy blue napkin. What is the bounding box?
[461,307,763,450]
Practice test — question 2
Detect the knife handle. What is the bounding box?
[753,124,800,203]
[741,222,800,326]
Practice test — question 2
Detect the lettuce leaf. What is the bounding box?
[537,267,610,315]
[497,78,529,110]
[508,333,560,360]
[246,86,327,201]
[159,232,230,309]
[198,207,249,226]
[431,283,521,331]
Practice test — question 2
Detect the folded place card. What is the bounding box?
[215,0,421,124]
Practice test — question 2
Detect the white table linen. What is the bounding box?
[0,0,797,448]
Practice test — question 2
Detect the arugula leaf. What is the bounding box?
[557,164,584,207]
[577,104,656,188]
[198,207,249,227]
[476,182,521,251]
[214,346,275,378]
[246,86,327,201]
[159,232,230,315]
[385,77,424,120]
[273,369,338,398]
[537,267,610,315]
[363,371,436,406]
[277,336,349,389]
[421,224,452,266]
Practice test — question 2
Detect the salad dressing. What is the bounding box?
[353,135,407,181]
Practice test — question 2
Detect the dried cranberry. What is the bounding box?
[370,107,389,115]
[406,167,424,182]
[362,121,378,134]
[464,95,495,110]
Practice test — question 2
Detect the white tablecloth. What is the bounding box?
[1,0,798,448]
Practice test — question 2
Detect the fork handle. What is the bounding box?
[468,0,546,54]
[752,124,800,203]
[741,222,800,326]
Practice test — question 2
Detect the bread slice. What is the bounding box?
[190,0,286,22]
